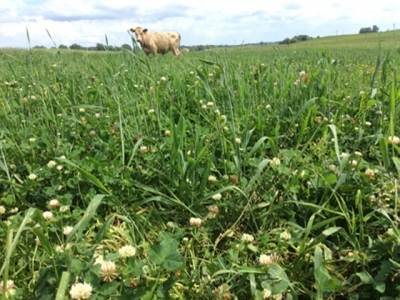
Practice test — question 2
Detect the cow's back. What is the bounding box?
[151,32,180,54]
[133,27,181,58]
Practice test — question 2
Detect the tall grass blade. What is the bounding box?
[370,51,380,88]
[66,194,105,243]
[0,208,36,275]
[58,158,111,195]
[55,271,70,300]
[45,28,57,48]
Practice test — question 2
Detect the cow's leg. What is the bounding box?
[173,48,181,58]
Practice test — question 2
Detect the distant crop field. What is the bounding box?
[0,41,399,299]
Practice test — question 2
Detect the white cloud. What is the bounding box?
[1,0,399,48]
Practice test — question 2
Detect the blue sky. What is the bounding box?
[1,0,399,48]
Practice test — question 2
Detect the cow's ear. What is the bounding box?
[143,29,148,33]
[129,28,134,32]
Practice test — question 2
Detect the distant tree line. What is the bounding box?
[359,25,379,34]
[279,35,314,45]
[32,41,278,52]
[33,43,133,51]
[180,41,275,52]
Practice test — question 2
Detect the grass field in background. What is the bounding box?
[0,31,400,299]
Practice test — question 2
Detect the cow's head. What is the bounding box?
[130,27,148,43]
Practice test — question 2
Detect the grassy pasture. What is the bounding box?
[0,34,400,299]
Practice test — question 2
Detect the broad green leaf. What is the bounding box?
[99,281,119,296]
[70,259,84,274]
[356,271,374,284]
[149,238,183,271]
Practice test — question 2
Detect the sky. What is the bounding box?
[1,0,399,49]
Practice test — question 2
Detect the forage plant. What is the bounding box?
[0,37,400,299]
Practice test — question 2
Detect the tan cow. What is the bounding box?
[130,27,181,58]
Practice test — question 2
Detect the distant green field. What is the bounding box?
[0,38,400,299]
[293,30,400,49]
[233,30,400,51]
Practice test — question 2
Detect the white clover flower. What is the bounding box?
[207,101,215,107]
[328,164,337,171]
[208,175,217,182]
[259,254,273,266]
[79,108,85,113]
[241,233,255,243]
[56,165,63,171]
[0,280,16,298]
[365,168,375,178]
[354,151,362,157]
[118,245,137,258]
[10,207,18,213]
[351,160,358,167]
[208,205,219,218]
[0,206,5,214]
[69,282,93,300]
[189,217,202,227]
[94,113,101,118]
[165,130,171,136]
[365,121,372,126]
[55,245,64,253]
[235,138,241,144]
[63,226,74,236]
[60,205,69,213]
[388,136,400,145]
[42,211,53,220]
[266,104,272,109]
[28,173,37,180]
[273,293,283,300]
[212,193,222,200]
[99,261,117,282]
[262,288,272,299]
[47,160,57,168]
[270,157,281,167]
[140,146,148,153]
[360,91,365,95]
[160,76,166,81]
[49,199,60,208]
[148,108,155,114]
[94,254,105,265]
[259,253,280,266]
[280,231,291,241]
[29,138,36,142]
